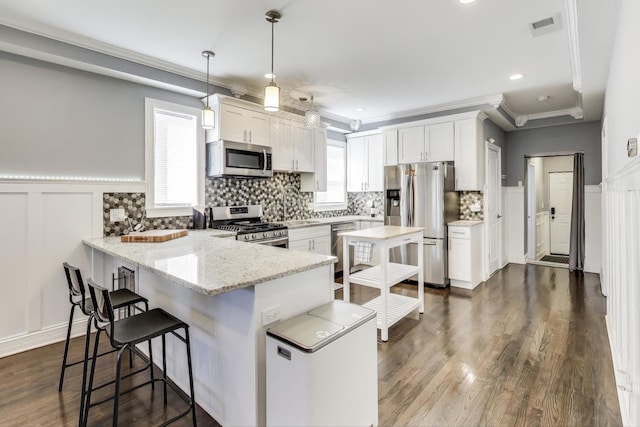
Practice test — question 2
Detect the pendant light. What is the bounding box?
[264,10,281,112]
[202,50,215,129]
[304,94,320,128]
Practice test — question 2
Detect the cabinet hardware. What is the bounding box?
[249,130,252,142]
[312,239,315,250]
[243,130,247,142]
[296,160,299,170]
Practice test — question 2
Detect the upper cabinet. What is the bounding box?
[271,117,315,173]
[454,117,484,191]
[398,122,454,164]
[300,128,328,192]
[347,132,383,192]
[383,130,398,166]
[218,104,271,145]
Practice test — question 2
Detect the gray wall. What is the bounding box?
[504,121,602,186]
[0,52,204,180]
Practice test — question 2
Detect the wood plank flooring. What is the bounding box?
[0,264,622,426]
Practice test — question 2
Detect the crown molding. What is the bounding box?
[360,93,503,125]
[564,0,583,93]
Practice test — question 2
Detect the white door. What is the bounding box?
[219,104,246,142]
[398,126,424,164]
[549,172,573,255]
[486,143,501,276]
[245,110,271,145]
[426,122,454,161]
[366,134,384,191]
[347,137,366,192]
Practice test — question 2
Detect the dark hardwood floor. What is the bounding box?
[0,264,621,426]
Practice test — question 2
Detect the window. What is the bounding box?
[145,98,204,217]
[315,139,347,211]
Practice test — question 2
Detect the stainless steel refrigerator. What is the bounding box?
[384,162,459,287]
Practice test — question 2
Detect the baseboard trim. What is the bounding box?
[0,317,88,358]
[508,256,527,264]
[606,315,630,426]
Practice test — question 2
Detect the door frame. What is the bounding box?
[484,141,502,278]
[527,161,537,261]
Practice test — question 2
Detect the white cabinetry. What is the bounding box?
[448,224,483,289]
[454,118,484,191]
[398,122,454,164]
[300,128,328,192]
[347,133,383,192]
[219,104,271,145]
[271,118,315,173]
[288,225,331,256]
[383,130,398,166]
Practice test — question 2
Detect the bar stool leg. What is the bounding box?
[162,334,168,404]
[83,328,102,427]
[185,327,197,427]
[58,304,76,391]
[113,346,127,427]
[128,306,133,368]
[79,314,94,423]
[149,338,155,390]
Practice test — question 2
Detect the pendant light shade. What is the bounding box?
[304,94,320,128]
[264,10,281,112]
[202,50,215,129]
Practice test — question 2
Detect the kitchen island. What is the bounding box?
[83,230,337,426]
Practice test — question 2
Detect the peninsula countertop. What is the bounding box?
[83,230,337,296]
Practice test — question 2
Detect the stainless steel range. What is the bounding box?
[210,205,288,248]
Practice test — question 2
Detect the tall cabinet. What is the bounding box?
[346,131,383,192]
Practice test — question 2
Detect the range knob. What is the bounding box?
[263,232,268,237]
[243,235,250,241]
[252,234,257,239]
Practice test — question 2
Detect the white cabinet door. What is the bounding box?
[426,122,454,162]
[347,137,367,192]
[383,130,398,166]
[219,104,246,143]
[271,117,294,171]
[448,237,471,281]
[293,124,314,172]
[288,239,311,252]
[300,128,327,192]
[246,110,271,146]
[366,134,384,192]
[398,126,424,164]
[454,118,484,191]
[312,235,331,256]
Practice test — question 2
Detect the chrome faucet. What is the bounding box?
[281,184,300,221]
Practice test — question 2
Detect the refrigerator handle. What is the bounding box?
[406,169,414,227]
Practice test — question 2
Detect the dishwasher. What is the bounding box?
[331,222,357,277]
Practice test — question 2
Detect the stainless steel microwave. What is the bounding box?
[206,140,273,178]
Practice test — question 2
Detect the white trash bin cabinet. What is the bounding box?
[266,300,378,427]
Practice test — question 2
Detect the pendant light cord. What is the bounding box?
[206,55,211,107]
[270,18,275,84]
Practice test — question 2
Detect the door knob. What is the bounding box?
[497,214,502,219]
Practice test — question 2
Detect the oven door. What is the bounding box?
[256,236,289,249]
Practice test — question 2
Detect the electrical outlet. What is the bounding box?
[110,208,126,222]
[262,306,282,326]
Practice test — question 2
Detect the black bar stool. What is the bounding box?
[59,262,149,392]
[83,279,197,427]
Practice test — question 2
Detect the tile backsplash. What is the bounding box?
[103,173,383,236]
[459,191,483,221]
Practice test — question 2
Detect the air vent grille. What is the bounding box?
[529,14,562,37]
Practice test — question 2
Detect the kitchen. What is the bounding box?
[0,0,638,426]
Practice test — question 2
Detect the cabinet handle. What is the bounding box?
[308,240,312,250]
[243,130,247,142]
[296,160,299,170]
[249,130,252,142]
[291,160,295,170]
[312,239,315,250]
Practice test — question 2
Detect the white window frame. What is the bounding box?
[144,98,204,218]
[314,139,348,212]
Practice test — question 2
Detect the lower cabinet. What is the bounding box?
[448,224,483,289]
[288,225,331,255]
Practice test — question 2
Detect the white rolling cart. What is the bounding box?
[339,226,424,341]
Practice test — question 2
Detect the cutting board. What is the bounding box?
[121,229,188,243]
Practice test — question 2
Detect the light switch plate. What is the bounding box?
[110,208,126,222]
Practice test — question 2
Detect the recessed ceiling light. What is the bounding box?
[355,107,365,112]
[460,0,476,3]
[510,73,524,80]
[537,95,550,102]
[264,73,276,79]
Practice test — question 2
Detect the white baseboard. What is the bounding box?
[0,317,88,358]
[508,255,527,264]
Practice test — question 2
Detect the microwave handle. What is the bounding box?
[263,149,267,174]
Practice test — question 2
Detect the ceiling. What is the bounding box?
[0,0,621,129]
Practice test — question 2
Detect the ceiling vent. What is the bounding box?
[529,14,562,37]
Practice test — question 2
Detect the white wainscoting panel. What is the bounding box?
[503,186,525,264]
[0,193,29,339]
[584,185,602,274]
[0,181,144,357]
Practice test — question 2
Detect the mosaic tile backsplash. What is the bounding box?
[459,191,484,221]
[103,173,383,236]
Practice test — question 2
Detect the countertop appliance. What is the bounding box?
[266,300,378,426]
[210,205,288,247]
[330,222,357,277]
[206,139,273,178]
[384,162,459,287]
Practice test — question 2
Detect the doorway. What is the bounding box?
[525,154,574,267]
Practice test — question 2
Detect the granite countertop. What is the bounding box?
[281,215,384,229]
[83,230,337,297]
[448,220,483,227]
